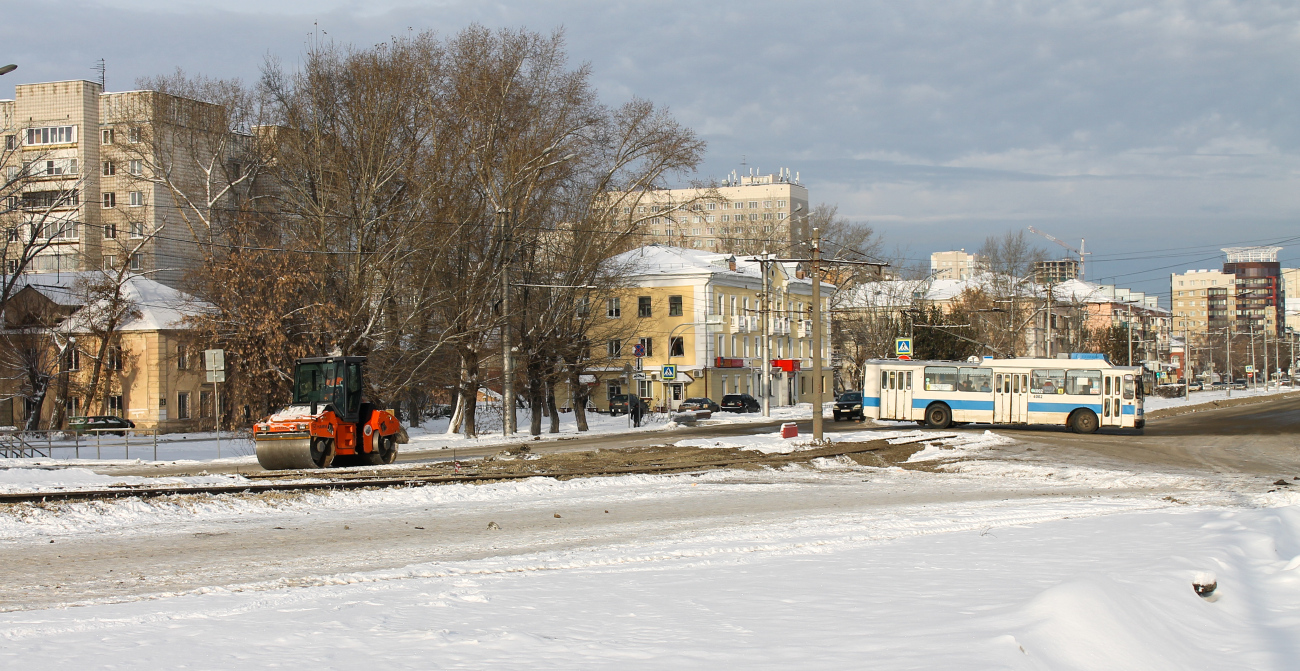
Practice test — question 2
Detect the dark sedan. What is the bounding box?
[67,415,135,436]
[720,393,760,413]
[679,397,720,413]
[832,391,866,421]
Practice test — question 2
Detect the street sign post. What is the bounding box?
[204,349,225,458]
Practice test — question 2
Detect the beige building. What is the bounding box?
[1033,258,1080,284]
[929,250,980,281]
[1283,267,1300,333]
[1170,269,1236,335]
[620,170,809,255]
[584,245,832,411]
[0,272,212,431]
[2,79,247,288]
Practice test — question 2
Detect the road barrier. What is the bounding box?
[0,428,254,461]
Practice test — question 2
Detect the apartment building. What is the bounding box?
[1170,269,1235,334]
[1283,267,1300,333]
[620,170,809,255]
[1033,258,1080,284]
[583,245,832,412]
[929,250,979,281]
[1,79,247,288]
[1222,246,1283,337]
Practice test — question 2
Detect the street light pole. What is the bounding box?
[761,252,771,417]
[498,208,515,437]
[811,227,824,442]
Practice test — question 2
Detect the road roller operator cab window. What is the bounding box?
[293,358,365,421]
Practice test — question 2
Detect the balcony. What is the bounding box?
[730,315,749,333]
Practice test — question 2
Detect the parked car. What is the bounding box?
[1185,380,1203,392]
[67,415,135,436]
[679,397,720,413]
[1233,378,1248,390]
[608,394,630,416]
[1209,381,1227,391]
[833,391,866,421]
[720,393,761,413]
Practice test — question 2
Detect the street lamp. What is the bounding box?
[0,65,16,76]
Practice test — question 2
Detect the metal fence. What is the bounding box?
[0,428,255,461]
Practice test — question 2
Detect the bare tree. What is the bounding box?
[975,230,1046,357]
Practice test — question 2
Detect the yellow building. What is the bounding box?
[0,272,213,431]
[587,245,832,412]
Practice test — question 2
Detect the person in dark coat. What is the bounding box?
[630,396,646,427]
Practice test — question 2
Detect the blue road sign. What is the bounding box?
[895,338,913,356]
[662,364,677,381]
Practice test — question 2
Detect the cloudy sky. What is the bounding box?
[4,0,1297,300]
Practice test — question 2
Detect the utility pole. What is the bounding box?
[1045,281,1054,358]
[498,208,516,437]
[811,228,824,442]
[1127,318,1133,367]
[1226,326,1233,398]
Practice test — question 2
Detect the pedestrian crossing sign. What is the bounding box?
[895,338,913,356]
[662,364,677,380]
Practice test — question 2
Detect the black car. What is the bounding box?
[67,415,135,436]
[833,391,865,421]
[720,393,760,413]
[679,397,720,413]
[608,394,630,416]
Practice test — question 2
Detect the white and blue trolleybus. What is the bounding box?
[862,355,1144,433]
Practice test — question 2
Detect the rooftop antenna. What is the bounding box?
[92,59,105,90]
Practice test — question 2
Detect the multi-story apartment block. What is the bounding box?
[1222,246,1283,337]
[929,250,979,281]
[623,170,809,255]
[1170,269,1235,334]
[581,245,832,411]
[1282,267,1300,333]
[1,79,249,288]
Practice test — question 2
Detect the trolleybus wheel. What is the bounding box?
[924,403,952,430]
[1069,409,1099,434]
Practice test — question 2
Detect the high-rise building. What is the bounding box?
[1032,258,1080,284]
[1,79,250,288]
[1282,267,1300,333]
[1170,269,1235,334]
[929,250,980,280]
[1222,246,1282,337]
[621,170,809,254]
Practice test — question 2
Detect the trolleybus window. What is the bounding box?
[1123,374,1135,400]
[923,366,958,391]
[958,367,992,392]
[881,371,888,390]
[1066,370,1102,395]
[906,372,912,389]
[1031,369,1066,394]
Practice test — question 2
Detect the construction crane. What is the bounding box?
[1027,226,1089,280]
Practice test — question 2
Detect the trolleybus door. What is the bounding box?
[880,368,913,421]
[994,372,1029,424]
[1101,373,1122,427]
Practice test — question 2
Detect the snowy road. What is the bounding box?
[2,396,1300,668]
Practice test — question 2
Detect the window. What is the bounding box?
[4,135,13,150]
[638,379,652,397]
[102,161,115,176]
[607,339,622,357]
[707,203,716,210]
[1066,369,1102,395]
[4,227,15,242]
[669,337,685,357]
[923,366,958,391]
[177,392,191,420]
[778,213,786,220]
[607,381,622,399]
[750,214,758,222]
[777,200,786,207]
[177,345,189,370]
[638,295,652,317]
[606,297,621,318]
[957,367,992,392]
[129,191,144,207]
[128,127,142,143]
[108,346,124,371]
[1123,375,1135,400]
[26,125,76,146]
[65,397,80,418]
[1030,369,1066,394]
[103,222,117,239]
[23,190,78,209]
[576,296,590,318]
[130,222,144,238]
[102,192,116,208]
[200,390,213,418]
[638,337,654,357]
[102,129,114,145]
[128,159,143,176]
[763,200,772,208]
[669,295,683,316]
[721,215,730,223]
[131,253,143,270]
[748,201,758,208]
[107,395,123,417]
[68,347,80,371]
[103,255,116,270]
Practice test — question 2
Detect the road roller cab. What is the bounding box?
[254,356,405,470]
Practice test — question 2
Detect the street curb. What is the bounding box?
[1146,391,1300,420]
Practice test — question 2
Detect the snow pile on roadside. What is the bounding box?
[0,466,244,494]
[905,430,1017,462]
[675,428,900,454]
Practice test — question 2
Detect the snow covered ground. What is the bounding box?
[1145,384,1297,412]
[2,431,1299,668]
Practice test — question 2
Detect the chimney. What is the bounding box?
[727,255,737,271]
[796,269,806,280]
